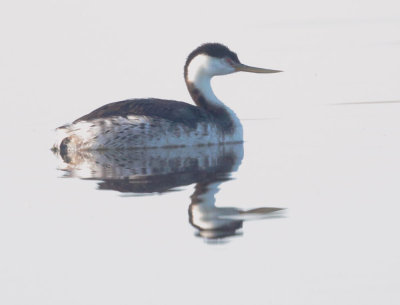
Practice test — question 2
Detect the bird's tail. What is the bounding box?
[52,125,71,152]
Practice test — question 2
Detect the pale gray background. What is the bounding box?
[1,0,399,304]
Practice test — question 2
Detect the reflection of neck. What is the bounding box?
[189,181,243,237]
[191,181,220,208]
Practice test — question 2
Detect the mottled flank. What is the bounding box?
[54,115,241,151]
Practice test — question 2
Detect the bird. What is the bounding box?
[53,43,281,152]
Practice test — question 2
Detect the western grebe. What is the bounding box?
[53,43,281,151]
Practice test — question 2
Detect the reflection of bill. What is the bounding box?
[190,181,284,242]
[54,143,284,242]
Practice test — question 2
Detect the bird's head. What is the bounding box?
[184,43,281,81]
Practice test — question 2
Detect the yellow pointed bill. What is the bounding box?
[232,62,282,73]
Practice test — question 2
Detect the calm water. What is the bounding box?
[54,141,285,242]
[2,112,400,304]
[1,1,400,304]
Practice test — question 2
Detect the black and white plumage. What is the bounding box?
[54,43,281,151]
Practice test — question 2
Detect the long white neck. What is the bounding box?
[186,56,239,110]
[187,62,226,108]
[184,54,243,139]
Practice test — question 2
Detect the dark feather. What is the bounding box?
[73,98,210,128]
[184,43,240,81]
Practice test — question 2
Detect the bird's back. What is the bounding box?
[73,98,210,129]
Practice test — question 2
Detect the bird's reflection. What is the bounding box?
[55,144,283,242]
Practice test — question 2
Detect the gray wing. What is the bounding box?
[73,98,210,128]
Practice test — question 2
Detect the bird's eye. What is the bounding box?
[224,57,234,65]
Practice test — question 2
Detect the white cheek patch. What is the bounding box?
[187,54,211,83]
[187,55,235,82]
